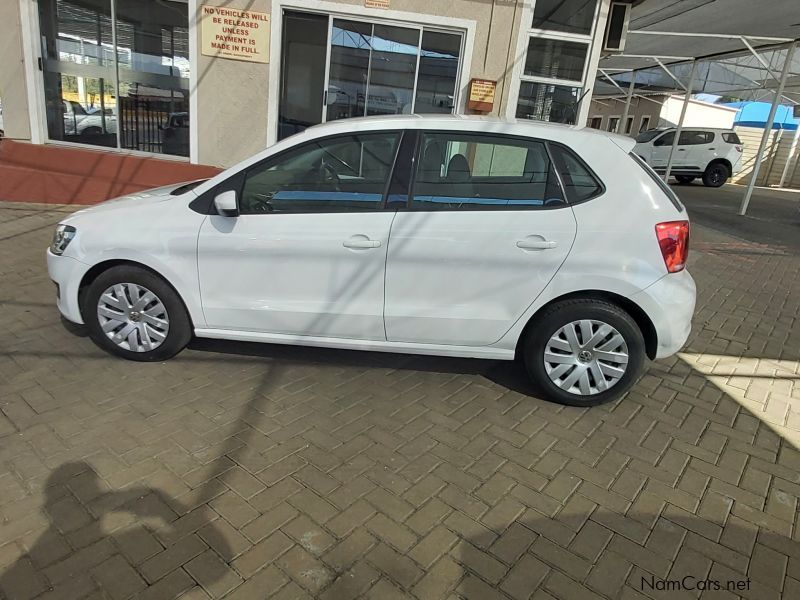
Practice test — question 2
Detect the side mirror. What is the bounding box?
[214,190,239,217]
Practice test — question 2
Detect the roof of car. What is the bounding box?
[299,113,632,145]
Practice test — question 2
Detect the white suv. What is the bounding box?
[47,116,696,406]
[633,127,743,187]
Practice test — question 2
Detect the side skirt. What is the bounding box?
[194,329,516,360]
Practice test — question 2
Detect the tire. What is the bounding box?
[82,265,191,361]
[80,126,103,136]
[675,175,695,184]
[521,299,646,407]
[702,162,729,187]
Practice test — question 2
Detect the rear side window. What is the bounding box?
[549,144,604,203]
[411,132,565,210]
[722,132,741,144]
[629,152,684,212]
[679,131,714,145]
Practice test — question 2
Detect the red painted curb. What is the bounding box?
[0,140,222,205]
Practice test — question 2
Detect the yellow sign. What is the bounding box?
[365,0,390,8]
[467,79,496,112]
[201,5,270,63]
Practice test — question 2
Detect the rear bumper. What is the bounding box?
[631,269,696,359]
[46,250,90,324]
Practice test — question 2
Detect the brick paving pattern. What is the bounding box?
[1,200,799,599]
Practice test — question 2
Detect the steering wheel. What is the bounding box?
[320,159,341,191]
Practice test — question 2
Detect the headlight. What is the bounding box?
[50,224,76,256]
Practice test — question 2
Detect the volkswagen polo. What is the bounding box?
[47,115,696,406]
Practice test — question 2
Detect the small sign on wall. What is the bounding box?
[365,0,390,8]
[201,5,270,63]
[467,79,497,112]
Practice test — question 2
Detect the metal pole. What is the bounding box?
[664,60,698,183]
[739,42,797,215]
[621,72,636,135]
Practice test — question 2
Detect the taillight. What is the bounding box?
[655,221,690,273]
[735,145,743,152]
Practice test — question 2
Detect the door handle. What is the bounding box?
[516,239,557,250]
[677,148,686,151]
[343,236,381,249]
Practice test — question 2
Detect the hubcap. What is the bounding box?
[543,319,629,396]
[97,283,169,352]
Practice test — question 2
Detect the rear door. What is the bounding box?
[383,131,580,346]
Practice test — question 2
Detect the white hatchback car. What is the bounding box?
[47,115,696,406]
[633,127,743,187]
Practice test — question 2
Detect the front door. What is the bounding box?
[277,11,464,140]
[197,131,401,340]
[384,131,579,346]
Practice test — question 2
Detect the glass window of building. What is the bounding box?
[278,11,463,140]
[37,0,190,156]
[515,0,598,125]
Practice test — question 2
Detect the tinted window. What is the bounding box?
[635,129,661,143]
[722,132,741,144]
[240,132,400,214]
[679,131,714,145]
[549,144,603,202]
[653,132,674,147]
[412,133,565,210]
[516,82,581,124]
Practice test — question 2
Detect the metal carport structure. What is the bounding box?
[590,0,800,215]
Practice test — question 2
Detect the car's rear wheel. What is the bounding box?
[82,265,191,361]
[675,175,695,184]
[702,162,729,187]
[522,300,646,406]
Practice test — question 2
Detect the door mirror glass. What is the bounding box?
[214,190,239,216]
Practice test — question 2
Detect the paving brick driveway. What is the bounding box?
[1,198,799,600]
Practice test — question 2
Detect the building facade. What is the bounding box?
[2,0,614,169]
[587,93,738,136]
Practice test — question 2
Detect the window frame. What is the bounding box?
[507,0,602,125]
[401,130,605,212]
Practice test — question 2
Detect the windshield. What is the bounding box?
[635,130,663,143]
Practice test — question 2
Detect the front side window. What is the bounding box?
[240,132,400,214]
[411,132,564,210]
[654,132,675,147]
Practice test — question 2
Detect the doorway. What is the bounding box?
[278,10,464,141]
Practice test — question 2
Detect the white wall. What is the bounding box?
[659,96,737,129]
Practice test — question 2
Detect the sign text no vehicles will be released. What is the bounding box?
[200,5,270,64]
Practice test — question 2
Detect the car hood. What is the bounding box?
[64,181,200,221]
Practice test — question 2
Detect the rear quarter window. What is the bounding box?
[722,132,742,144]
[548,144,604,203]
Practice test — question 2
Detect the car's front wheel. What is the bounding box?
[82,265,191,361]
[522,300,646,406]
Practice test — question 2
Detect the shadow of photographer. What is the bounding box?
[0,462,232,599]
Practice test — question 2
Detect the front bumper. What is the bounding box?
[46,250,91,324]
[631,269,696,359]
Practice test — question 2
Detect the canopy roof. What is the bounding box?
[597,0,800,104]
